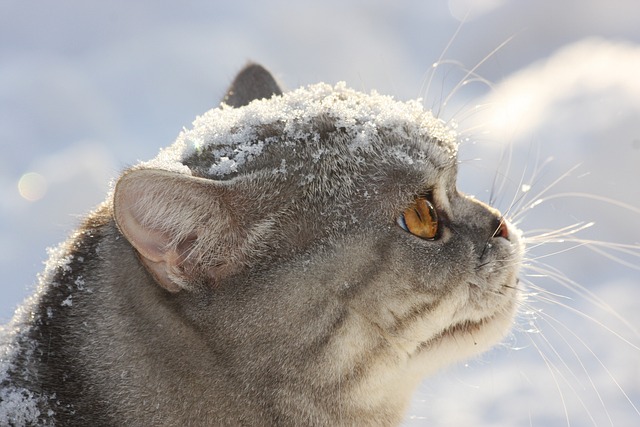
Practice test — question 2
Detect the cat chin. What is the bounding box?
[415,294,518,374]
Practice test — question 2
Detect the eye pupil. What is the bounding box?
[398,195,439,240]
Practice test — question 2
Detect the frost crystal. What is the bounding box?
[140,82,457,177]
[0,388,45,426]
[1,309,52,426]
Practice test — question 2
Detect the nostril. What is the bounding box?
[493,218,509,240]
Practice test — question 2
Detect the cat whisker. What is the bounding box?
[521,324,573,427]
[422,23,639,420]
[510,165,582,224]
[484,140,547,226]
[419,14,467,103]
[523,221,595,242]
[522,264,640,350]
[516,300,608,427]
[482,140,555,225]
[420,22,514,125]
[438,37,515,120]
[512,220,640,423]
[530,192,640,216]
[581,242,640,271]
[423,59,469,113]
[519,282,571,302]
[482,253,525,273]
[502,149,550,220]
[527,233,640,272]
[450,102,496,133]
[520,286,640,423]
[489,134,517,208]
[523,242,590,262]
[439,76,499,123]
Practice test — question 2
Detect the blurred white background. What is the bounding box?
[1,1,639,425]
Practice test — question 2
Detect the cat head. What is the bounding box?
[113,64,466,291]
[112,64,523,397]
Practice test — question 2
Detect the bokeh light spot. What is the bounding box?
[18,172,48,202]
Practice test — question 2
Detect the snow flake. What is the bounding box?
[137,82,457,178]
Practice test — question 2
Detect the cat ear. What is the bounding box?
[223,63,283,108]
[113,169,234,293]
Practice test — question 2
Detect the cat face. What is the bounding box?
[113,64,523,418]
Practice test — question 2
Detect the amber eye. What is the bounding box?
[397,196,439,240]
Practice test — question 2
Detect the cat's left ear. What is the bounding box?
[113,169,249,293]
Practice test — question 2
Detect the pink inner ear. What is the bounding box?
[113,171,186,292]
[114,180,172,264]
[124,222,172,264]
[113,168,229,292]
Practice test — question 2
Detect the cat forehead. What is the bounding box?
[143,82,458,177]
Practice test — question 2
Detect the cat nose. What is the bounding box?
[492,217,509,241]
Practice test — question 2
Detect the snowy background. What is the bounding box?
[1,0,639,425]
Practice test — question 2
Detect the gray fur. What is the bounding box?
[222,63,283,108]
[0,65,523,426]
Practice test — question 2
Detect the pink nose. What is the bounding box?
[493,218,509,240]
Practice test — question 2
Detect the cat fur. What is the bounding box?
[0,64,523,426]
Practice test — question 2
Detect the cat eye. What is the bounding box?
[397,195,439,240]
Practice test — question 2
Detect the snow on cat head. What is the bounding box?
[142,82,458,176]
[1,81,459,426]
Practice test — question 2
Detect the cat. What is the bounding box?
[0,63,524,426]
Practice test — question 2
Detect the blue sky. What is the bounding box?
[1,1,639,425]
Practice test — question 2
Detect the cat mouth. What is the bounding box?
[427,319,485,346]
[418,303,516,353]
[440,318,487,343]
